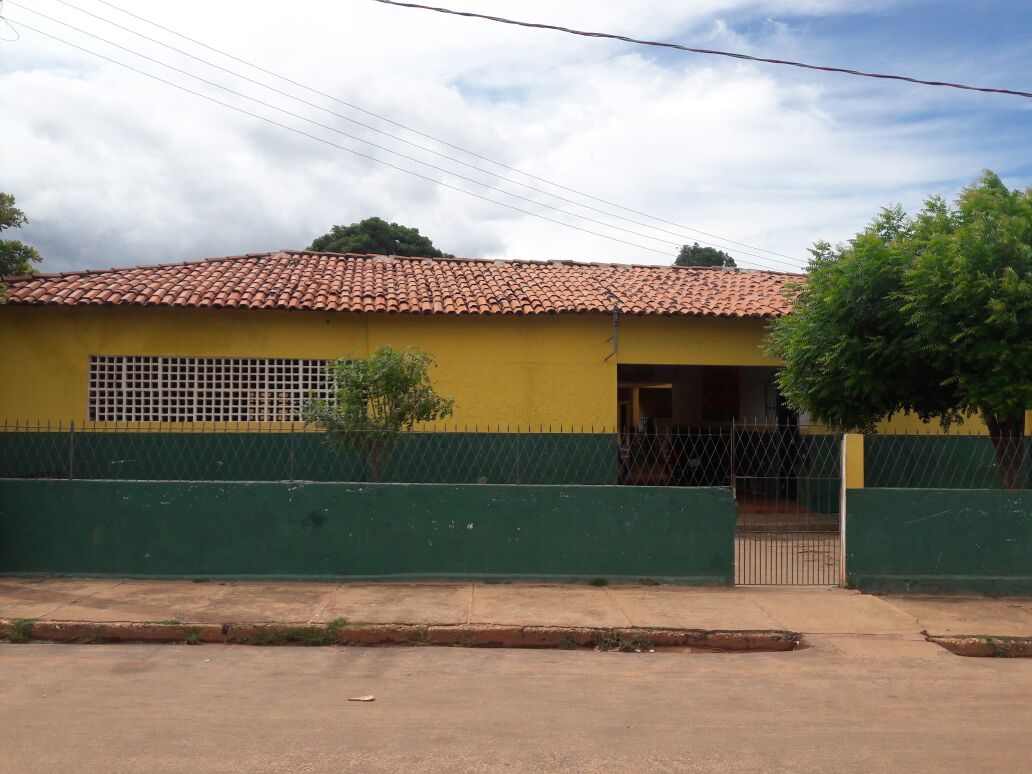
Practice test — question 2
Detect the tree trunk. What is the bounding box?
[986,415,1025,490]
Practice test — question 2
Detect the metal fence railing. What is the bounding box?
[4,421,1026,490]
[0,422,613,485]
[865,431,1032,490]
[0,420,840,488]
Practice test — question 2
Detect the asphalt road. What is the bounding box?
[1,639,1030,772]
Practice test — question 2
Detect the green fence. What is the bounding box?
[846,488,1032,596]
[0,430,617,485]
[0,480,737,583]
[865,435,1032,489]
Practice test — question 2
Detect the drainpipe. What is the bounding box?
[604,290,620,362]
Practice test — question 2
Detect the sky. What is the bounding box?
[1,0,1030,274]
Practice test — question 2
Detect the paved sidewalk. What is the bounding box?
[2,577,1031,638]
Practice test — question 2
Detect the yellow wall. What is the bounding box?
[0,306,779,428]
[617,316,776,366]
[877,411,1032,435]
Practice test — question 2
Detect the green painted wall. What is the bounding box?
[0,480,736,583]
[0,431,617,485]
[847,489,1032,596]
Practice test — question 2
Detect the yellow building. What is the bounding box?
[1,250,801,432]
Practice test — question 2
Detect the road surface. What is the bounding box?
[1,639,1029,772]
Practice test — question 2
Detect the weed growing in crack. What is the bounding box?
[557,633,577,650]
[407,626,430,646]
[593,630,654,652]
[250,627,333,647]
[7,619,36,643]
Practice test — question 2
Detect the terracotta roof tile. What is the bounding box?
[2,250,801,318]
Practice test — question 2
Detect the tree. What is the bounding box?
[303,345,455,481]
[308,217,452,257]
[1,192,42,279]
[675,242,736,268]
[767,170,1032,488]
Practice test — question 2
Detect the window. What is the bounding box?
[87,356,335,422]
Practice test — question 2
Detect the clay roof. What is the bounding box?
[1,250,801,318]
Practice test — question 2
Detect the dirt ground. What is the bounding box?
[2,640,1030,773]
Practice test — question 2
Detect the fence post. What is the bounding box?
[68,419,75,480]
[839,432,865,585]
[729,418,736,496]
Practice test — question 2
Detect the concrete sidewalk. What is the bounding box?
[2,577,1031,640]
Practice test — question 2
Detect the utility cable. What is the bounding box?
[38,0,797,268]
[9,2,795,269]
[7,3,690,257]
[82,0,804,264]
[8,18,727,264]
[372,0,1032,100]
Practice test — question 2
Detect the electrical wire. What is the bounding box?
[0,0,21,40]
[372,0,1032,100]
[82,0,805,265]
[9,3,798,270]
[9,3,729,261]
[41,0,801,269]
[8,18,737,265]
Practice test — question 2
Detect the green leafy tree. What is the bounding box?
[768,170,1032,488]
[675,242,736,268]
[308,217,452,257]
[1,192,42,281]
[303,346,454,481]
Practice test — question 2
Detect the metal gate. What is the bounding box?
[733,424,842,585]
[619,423,843,585]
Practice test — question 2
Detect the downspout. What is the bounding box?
[604,290,620,362]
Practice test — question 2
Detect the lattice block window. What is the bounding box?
[88,356,335,422]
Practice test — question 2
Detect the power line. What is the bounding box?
[9,3,799,271]
[33,0,798,270]
[8,19,740,266]
[77,0,805,265]
[12,3,782,268]
[372,0,1032,100]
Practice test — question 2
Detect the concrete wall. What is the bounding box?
[0,480,738,583]
[0,305,777,429]
[846,489,1032,596]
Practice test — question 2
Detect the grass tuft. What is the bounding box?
[7,619,37,644]
[557,633,578,650]
[593,630,654,653]
[250,626,333,647]
[407,626,430,645]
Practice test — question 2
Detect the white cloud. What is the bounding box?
[0,0,1025,273]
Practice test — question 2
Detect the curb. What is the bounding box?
[0,619,800,652]
[926,634,1032,658]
